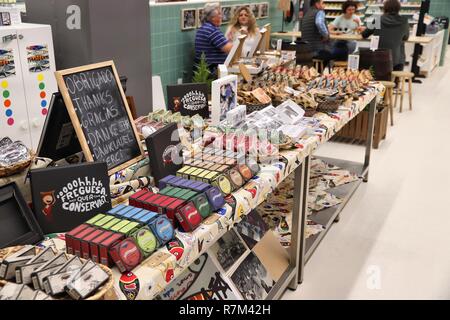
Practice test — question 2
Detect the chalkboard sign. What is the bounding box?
[55,61,144,175]
[36,92,82,161]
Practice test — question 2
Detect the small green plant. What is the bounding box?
[369,65,376,78]
[193,53,213,90]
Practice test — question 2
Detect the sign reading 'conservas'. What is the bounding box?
[55,61,143,174]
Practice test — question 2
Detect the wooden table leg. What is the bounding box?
[408,77,413,111]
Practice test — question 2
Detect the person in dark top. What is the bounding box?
[301,0,333,65]
[194,2,233,76]
[362,0,409,71]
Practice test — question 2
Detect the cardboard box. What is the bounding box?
[136,212,158,225]
[158,175,177,190]
[80,229,104,260]
[93,215,116,228]
[133,192,154,209]
[72,227,97,257]
[65,224,90,255]
[152,195,171,215]
[99,233,125,266]
[122,207,144,220]
[119,222,141,237]
[175,202,202,232]
[101,218,122,231]
[130,210,150,222]
[142,193,161,212]
[110,220,132,233]
[204,171,219,184]
[205,187,226,211]
[85,214,106,225]
[89,231,113,264]
[165,198,186,224]
[189,181,212,193]
[178,190,198,202]
[192,193,211,219]
[158,187,174,196]
[128,189,149,208]
[166,187,184,198]
[107,204,127,216]
[172,188,190,199]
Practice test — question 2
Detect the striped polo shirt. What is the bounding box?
[195,21,228,66]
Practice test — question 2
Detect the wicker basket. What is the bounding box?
[0,246,114,300]
[0,150,34,178]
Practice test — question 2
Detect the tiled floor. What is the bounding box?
[283,50,450,300]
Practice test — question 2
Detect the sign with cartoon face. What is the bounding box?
[30,162,111,234]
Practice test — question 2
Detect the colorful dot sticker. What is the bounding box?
[2,80,13,125]
[40,91,46,99]
[37,74,44,81]
[41,109,48,116]
[39,83,45,90]
[37,74,47,117]
[41,100,47,108]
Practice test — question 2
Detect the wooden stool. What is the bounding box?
[313,59,324,73]
[380,81,395,126]
[391,71,414,113]
[333,61,348,68]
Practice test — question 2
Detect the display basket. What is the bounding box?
[0,150,34,179]
[0,246,115,300]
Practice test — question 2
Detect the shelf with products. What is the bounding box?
[365,1,421,26]
[324,0,367,22]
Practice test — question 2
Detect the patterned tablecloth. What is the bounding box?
[110,83,384,300]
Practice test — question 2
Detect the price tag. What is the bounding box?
[370,35,380,51]
[276,39,283,52]
[348,54,360,71]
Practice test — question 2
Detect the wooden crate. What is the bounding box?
[333,105,389,149]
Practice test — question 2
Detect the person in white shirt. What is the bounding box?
[225,6,260,57]
[328,1,366,58]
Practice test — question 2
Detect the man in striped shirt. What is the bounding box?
[195,2,233,76]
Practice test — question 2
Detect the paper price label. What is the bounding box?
[348,54,360,71]
[370,36,380,51]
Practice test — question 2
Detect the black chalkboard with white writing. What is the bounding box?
[55,61,143,174]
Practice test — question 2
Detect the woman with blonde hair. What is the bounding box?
[225,6,260,57]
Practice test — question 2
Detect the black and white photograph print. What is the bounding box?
[210,229,248,272]
[221,6,232,25]
[258,2,269,19]
[230,252,275,300]
[235,210,269,249]
[197,8,205,28]
[250,4,259,20]
[181,8,197,30]
[211,75,238,125]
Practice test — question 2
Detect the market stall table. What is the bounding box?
[103,82,384,300]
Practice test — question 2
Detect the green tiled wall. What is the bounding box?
[150,1,290,92]
[430,0,450,18]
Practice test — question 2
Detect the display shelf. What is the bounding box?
[365,1,421,27]
[305,158,367,263]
